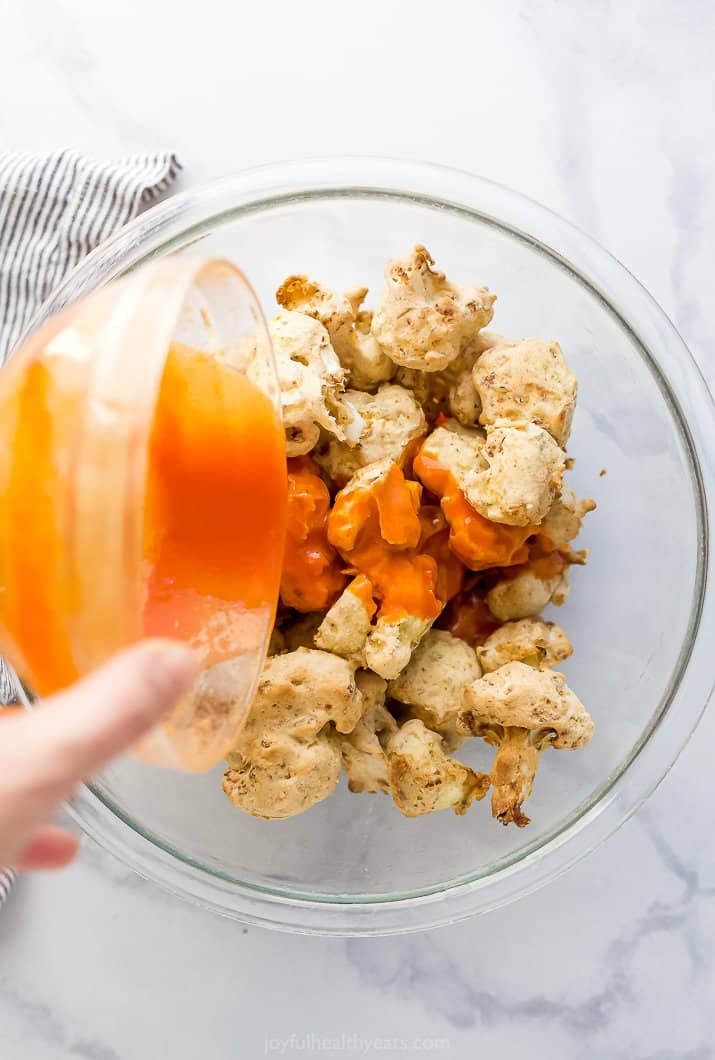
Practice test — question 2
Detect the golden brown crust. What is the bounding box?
[473,338,578,446]
[386,718,490,817]
[222,649,363,819]
[372,246,495,372]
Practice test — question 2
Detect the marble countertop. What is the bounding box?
[1,2,714,1057]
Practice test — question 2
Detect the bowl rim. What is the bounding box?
[17,156,715,935]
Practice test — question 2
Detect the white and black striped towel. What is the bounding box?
[0,148,182,908]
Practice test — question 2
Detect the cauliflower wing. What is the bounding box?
[222,649,363,819]
[473,338,578,446]
[316,383,426,486]
[276,275,394,390]
[388,629,481,751]
[387,718,490,816]
[315,576,376,664]
[326,459,443,679]
[269,310,360,455]
[336,671,396,794]
[472,423,566,526]
[486,563,570,622]
[477,618,572,673]
[539,483,596,549]
[458,661,593,826]
[413,426,536,570]
[372,245,495,372]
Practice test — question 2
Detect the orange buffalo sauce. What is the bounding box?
[498,541,567,584]
[142,343,287,664]
[418,505,465,605]
[280,457,347,612]
[327,464,443,623]
[413,446,535,572]
[438,581,502,646]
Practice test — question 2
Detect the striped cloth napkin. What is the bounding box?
[0,148,182,908]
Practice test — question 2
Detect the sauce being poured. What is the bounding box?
[143,343,287,664]
[413,446,535,571]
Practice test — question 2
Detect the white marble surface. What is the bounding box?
[1,1,715,1057]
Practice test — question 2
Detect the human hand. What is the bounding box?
[0,640,198,871]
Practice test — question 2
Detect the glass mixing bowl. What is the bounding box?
[7,158,715,935]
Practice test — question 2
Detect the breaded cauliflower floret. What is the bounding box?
[417,420,563,528]
[477,619,572,673]
[276,275,394,390]
[458,661,593,826]
[316,383,426,486]
[473,338,578,446]
[315,577,376,664]
[364,614,433,682]
[486,566,570,622]
[269,310,361,456]
[222,649,363,819]
[336,671,396,794]
[372,245,495,372]
[387,718,490,817]
[394,330,504,426]
[388,630,481,751]
[472,423,566,526]
[539,483,596,549]
[326,459,440,679]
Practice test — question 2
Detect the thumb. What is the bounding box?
[22,639,200,789]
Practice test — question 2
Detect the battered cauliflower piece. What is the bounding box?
[276,275,394,390]
[473,338,578,446]
[388,630,481,751]
[418,421,564,528]
[458,661,593,826]
[372,245,496,372]
[387,718,490,817]
[472,423,566,526]
[315,577,376,664]
[394,330,503,426]
[486,566,570,622]
[364,614,433,682]
[539,483,596,549]
[222,649,363,819]
[269,310,361,455]
[336,671,397,794]
[316,383,426,486]
[477,619,572,673]
[326,459,441,680]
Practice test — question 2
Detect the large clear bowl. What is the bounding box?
[11,159,715,935]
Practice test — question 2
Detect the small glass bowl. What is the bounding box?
[7,158,715,935]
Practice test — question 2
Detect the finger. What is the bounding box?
[15,826,79,870]
[28,639,199,785]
